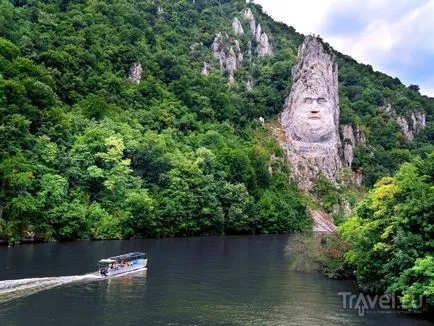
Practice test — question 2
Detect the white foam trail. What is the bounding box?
[0,273,101,303]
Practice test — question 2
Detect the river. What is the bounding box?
[0,235,432,325]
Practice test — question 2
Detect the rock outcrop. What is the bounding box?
[210,33,245,82]
[232,17,244,35]
[380,104,426,141]
[310,209,337,233]
[201,62,210,76]
[243,8,256,36]
[279,36,341,188]
[209,9,273,84]
[246,79,253,91]
[257,32,272,57]
[128,63,142,83]
[397,116,414,140]
[341,124,365,167]
[255,23,262,42]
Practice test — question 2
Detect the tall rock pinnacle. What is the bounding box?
[279,36,342,188]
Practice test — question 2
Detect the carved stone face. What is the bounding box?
[290,92,335,143]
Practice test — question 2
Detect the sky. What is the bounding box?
[253,0,434,97]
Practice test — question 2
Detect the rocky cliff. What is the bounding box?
[206,8,273,84]
[279,36,342,189]
[381,104,426,141]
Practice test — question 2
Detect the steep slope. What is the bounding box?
[0,0,432,243]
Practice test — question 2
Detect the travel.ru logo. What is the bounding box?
[338,292,423,316]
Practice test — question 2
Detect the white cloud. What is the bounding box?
[253,0,434,96]
[253,0,338,35]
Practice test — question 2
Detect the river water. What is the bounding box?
[0,235,432,325]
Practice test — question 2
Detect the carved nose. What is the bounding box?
[310,101,319,113]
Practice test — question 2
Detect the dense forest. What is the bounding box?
[0,0,433,310]
[340,153,434,311]
[0,0,314,243]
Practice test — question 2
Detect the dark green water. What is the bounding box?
[0,235,432,325]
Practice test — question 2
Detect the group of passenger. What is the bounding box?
[109,260,131,269]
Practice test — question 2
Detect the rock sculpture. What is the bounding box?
[280,36,341,187]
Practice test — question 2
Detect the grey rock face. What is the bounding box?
[397,116,414,140]
[341,125,356,146]
[211,32,244,83]
[232,17,244,35]
[411,111,426,131]
[310,209,337,233]
[243,8,256,36]
[246,79,253,91]
[201,62,210,76]
[237,52,244,67]
[355,125,366,144]
[341,124,356,167]
[381,103,426,140]
[343,144,354,167]
[128,63,142,83]
[255,23,262,42]
[212,33,223,60]
[257,32,272,57]
[280,36,341,187]
[234,39,241,53]
[243,8,254,20]
[226,47,237,74]
[218,49,226,70]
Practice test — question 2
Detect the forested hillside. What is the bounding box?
[0,0,432,244]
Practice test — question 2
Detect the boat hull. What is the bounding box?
[100,259,147,277]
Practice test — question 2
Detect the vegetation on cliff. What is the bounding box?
[0,0,313,243]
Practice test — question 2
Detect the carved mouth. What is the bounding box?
[308,116,321,120]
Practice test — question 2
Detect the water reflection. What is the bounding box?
[0,236,432,326]
[105,269,147,295]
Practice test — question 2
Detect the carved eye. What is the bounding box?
[304,97,313,104]
[317,98,327,104]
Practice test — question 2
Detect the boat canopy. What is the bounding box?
[103,252,147,263]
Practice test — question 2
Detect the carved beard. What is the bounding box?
[289,98,335,143]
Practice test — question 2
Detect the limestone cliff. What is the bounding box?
[232,17,244,35]
[340,124,365,168]
[208,8,273,84]
[381,104,426,141]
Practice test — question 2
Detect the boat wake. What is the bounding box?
[0,273,101,303]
